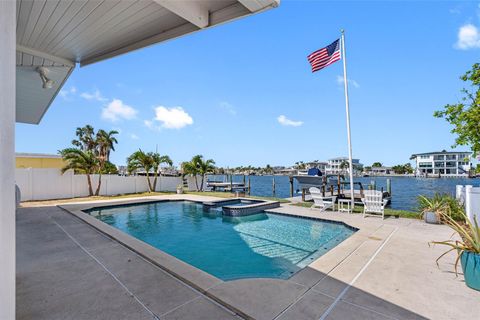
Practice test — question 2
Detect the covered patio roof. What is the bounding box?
[15,0,279,124]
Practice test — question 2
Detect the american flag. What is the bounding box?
[307,39,341,72]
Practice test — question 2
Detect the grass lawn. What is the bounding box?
[290,201,420,219]
[20,191,175,207]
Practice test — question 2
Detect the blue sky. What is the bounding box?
[16,0,480,168]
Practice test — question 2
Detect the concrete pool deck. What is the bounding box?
[17,194,480,319]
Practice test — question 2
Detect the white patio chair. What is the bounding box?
[362,190,388,219]
[309,187,336,212]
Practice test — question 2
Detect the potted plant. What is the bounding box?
[417,194,447,224]
[431,211,480,291]
[176,184,184,194]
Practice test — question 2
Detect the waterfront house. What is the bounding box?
[325,157,362,175]
[410,151,472,177]
[367,166,393,176]
[276,167,298,175]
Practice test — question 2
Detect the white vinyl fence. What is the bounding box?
[15,168,182,201]
[456,185,480,223]
[185,175,206,192]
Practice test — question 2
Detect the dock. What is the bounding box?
[206,181,250,193]
[291,175,393,205]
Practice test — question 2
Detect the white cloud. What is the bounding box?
[277,115,303,127]
[144,120,155,130]
[219,102,236,115]
[59,86,77,99]
[455,24,480,50]
[101,99,138,122]
[80,89,108,102]
[449,8,461,15]
[336,75,360,88]
[146,106,193,130]
[130,133,139,140]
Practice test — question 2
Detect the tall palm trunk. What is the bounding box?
[194,175,200,191]
[152,172,158,192]
[86,174,94,196]
[95,173,102,196]
[200,174,205,191]
[145,172,153,192]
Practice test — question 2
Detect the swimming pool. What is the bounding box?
[86,201,355,280]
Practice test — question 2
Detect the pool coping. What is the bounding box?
[58,195,371,319]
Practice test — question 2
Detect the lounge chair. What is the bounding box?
[362,190,388,219]
[309,187,336,212]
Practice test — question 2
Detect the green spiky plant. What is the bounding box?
[417,194,448,221]
[431,211,480,275]
[417,193,466,222]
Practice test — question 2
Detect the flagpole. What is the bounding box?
[341,29,355,210]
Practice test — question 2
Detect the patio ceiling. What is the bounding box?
[15,0,279,124]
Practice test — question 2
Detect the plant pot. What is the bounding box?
[424,211,440,224]
[176,189,183,194]
[461,251,480,291]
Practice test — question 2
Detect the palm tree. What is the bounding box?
[61,125,120,197]
[59,148,99,196]
[72,125,96,151]
[265,164,274,175]
[181,160,200,191]
[339,160,349,173]
[197,156,215,191]
[182,155,215,191]
[151,152,173,191]
[127,149,154,192]
[96,129,119,162]
[94,129,118,195]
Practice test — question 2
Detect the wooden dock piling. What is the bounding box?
[289,176,294,197]
[272,177,276,196]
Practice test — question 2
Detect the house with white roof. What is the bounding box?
[325,157,362,175]
[410,151,472,177]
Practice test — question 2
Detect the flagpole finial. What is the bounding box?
[341,29,345,34]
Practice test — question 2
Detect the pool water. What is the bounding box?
[87,201,355,280]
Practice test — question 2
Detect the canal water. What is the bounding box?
[208,175,480,211]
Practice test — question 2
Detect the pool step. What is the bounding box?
[239,233,312,264]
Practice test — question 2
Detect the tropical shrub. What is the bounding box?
[431,211,480,275]
[417,193,465,222]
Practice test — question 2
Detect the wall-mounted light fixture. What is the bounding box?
[36,67,55,89]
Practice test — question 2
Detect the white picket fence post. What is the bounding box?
[457,184,480,223]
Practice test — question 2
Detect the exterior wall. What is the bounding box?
[15,168,182,201]
[326,158,361,175]
[0,1,16,318]
[186,175,205,191]
[16,156,64,169]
